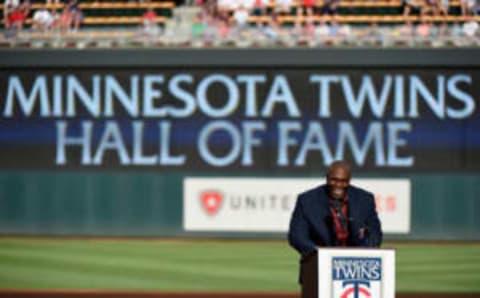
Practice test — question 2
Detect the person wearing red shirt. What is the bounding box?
[143,7,157,23]
[6,1,29,31]
[302,0,315,15]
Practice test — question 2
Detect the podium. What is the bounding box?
[301,248,395,298]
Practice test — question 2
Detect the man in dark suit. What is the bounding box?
[288,160,382,297]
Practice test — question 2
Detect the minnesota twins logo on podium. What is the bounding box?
[332,257,382,298]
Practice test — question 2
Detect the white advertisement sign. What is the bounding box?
[318,248,395,298]
[183,178,410,233]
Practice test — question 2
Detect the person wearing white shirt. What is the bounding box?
[33,7,54,31]
[275,0,292,13]
[233,5,250,27]
[316,19,330,38]
[460,0,476,15]
[463,15,479,37]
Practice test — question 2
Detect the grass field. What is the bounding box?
[0,238,479,293]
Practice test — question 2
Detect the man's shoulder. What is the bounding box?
[298,184,326,200]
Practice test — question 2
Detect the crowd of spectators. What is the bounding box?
[2,0,480,47]
[206,0,342,18]
[182,0,480,46]
[3,0,83,34]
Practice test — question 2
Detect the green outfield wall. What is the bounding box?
[0,49,479,240]
[0,172,479,239]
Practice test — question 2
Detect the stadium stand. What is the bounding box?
[1,1,174,27]
[1,0,480,47]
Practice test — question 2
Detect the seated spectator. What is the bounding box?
[65,0,83,31]
[217,0,234,13]
[422,0,447,17]
[232,4,250,31]
[142,7,157,28]
[253,0,269,14]
[58,6,72,32]
[403,0,423,18]
[198,14,218,44]
[275,0,292,14]
[252,0,269,27]
[315,16,331,38]
[239,0,256,9]
[47,0,61,6]
[32,6,55,32]
[471,0,480,14]
[262,11,280,40]
[320,0,341,16]
[200,0,216,17]
[416,18,431,38]
[304,13,315,38]
[449,21,463,37]
[142,6,157,24]
[366,21,384,44]
[293,5,304,37]
[436,21,449,36]
[184,0,203,6]
[6,1,29,31]
[140,7,160,37]
[460,0,475,15]
[191,12,206,40]
[463,14,479,37]
[301,0,315,16]
[329,15,340,36]
[399,18,415,37]
[440,0,449,15]
[3,0,19,27]
[215,7,231,30]
[338,22,352,40]
[217,17,231,39]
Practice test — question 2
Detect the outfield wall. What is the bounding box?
[0,49,479,240]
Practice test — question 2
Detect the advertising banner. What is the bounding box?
[318,248,395,298]
[183,177,410,233]
[1,69,479,173]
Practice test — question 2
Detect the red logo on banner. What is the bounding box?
[341,286,371,298]
[200,191,223,216]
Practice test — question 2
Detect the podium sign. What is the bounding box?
[317,249,395,298]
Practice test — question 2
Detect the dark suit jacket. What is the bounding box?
[288,184,383,285]
[288,184,382,257]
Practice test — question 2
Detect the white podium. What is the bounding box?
[301,248,395,298]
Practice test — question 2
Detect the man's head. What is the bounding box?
[326,160,351,200]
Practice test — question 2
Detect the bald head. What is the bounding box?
[326,161,351,200]
[327,161,352,178]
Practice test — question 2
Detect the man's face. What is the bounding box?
[326,165,351,200]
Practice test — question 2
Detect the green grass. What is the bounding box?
[0,238,479,292]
